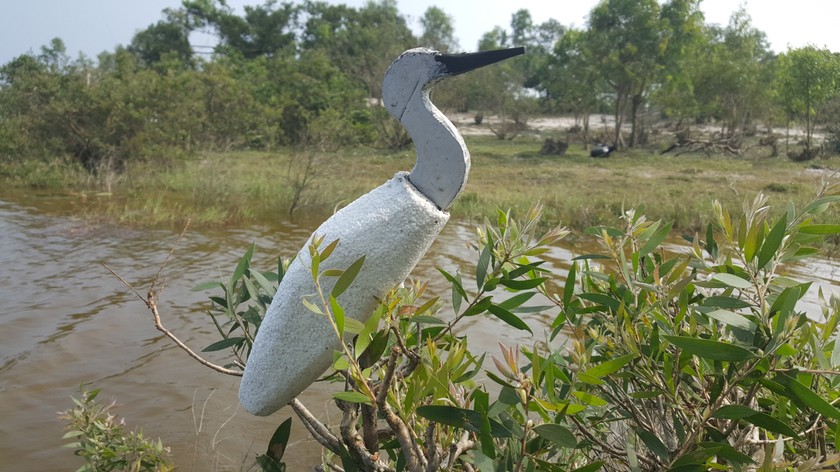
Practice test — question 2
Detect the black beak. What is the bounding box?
[435,47,525,77]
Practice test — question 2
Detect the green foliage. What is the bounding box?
[193,187,840,471]
[59,388,172,472]
[776,46,840,155]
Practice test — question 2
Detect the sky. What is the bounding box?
[2,0,840,65]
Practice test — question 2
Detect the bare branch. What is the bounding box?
[148,299,243,376]
[291,398,342,453]
[445,431,475,469]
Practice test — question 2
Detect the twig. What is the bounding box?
[148,298,244,376]
[291,398,342,453]
[445,431,475,469]
[338,401,389,471]
[424,422,441,472]
[379,401,425,471]
[103,220,242,377]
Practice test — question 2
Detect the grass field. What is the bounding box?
[1,134,838,239]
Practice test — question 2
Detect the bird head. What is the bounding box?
[382,47,525,122]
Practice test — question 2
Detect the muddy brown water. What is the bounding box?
[1,193,837,471]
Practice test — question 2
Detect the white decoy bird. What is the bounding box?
[239,46,524,416]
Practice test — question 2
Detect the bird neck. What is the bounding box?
[404,89,470,211]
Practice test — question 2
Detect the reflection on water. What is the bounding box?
[0,193,837,471]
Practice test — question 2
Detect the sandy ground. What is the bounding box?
[448,112,818,141]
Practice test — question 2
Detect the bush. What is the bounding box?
[129,188,840,470]
[59,388,173,472]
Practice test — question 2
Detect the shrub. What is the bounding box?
[127,188,840,471]
[59,388,173,472]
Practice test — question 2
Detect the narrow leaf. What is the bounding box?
[663,335,755,362]
[487,304,532,333]
[799,224,840,235]
[533,423,577,448]
[639,221,672,258]
[202,337,246,352]
[582,354,636,378]
[265,418,293,461]
[711,273,752,289]
[704,309,756,331]
[780,375,840,421]
[757,215,787,269]
[332,256,365,298]
[332,391,372,405]
[499,277,547,290]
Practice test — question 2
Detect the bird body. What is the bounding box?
[239,46,524,416]
[590,143,616,158]
[239,172,447,415]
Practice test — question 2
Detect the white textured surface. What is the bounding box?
[239,172,449,416]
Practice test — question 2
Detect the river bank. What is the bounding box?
[1,135,838,242]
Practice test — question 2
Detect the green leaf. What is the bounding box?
[251,270,276,298]
[704,309,756,331]
[301,298,323,315]
[779,375,840,421]
[533,423,577,448]
[701,296,752,310]
[332,391,372,405]
[799,224,840,235]
[476,240,492,290]
[497,292,536,311]
[639,221,672,258]
[438,268,466,312]
[713,404,759,420]
[416,405,511,437]
[634,428,669,460]
[332,256,365,298]
[192,281,223,292]
[711,273,752,289]
[487,304,532,333]
[563,261,577,307]
[801,196,840,216]
[229,244,255,288]
[743,412,799,438]
[578,293,621,312]
[757,214,787,269]
[202,337,245,352]
[698,442,754,465]
[265,418,292,461]
[662,336,755,362]
[571,462,605,472]
[582,354,636,378]
[410,315,446,325]
[330,296,344,337]
[320,238,339,261]
[343,318,364,335]
[499,277,547,290]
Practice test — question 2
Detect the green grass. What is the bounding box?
[1,135,838,239]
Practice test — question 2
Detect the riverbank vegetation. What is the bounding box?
[127,193,840,471]
[2,141,838,241]
[2,1,840,234]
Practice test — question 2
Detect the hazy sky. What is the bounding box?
[2,0,840,65]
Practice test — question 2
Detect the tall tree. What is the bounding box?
[691,8,774,138]
[652,0,705,129]
[183,0,299,58]
[777,46,840,152]
[128,10,195,68]
[419,6,458,53]
[544,28,605,142]
[587,0,666,148]
[301,0,415,98]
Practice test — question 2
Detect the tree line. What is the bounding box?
[1,0,839,176]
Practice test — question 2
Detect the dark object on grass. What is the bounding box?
[590,144,616,158]
[540,138,568,156]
